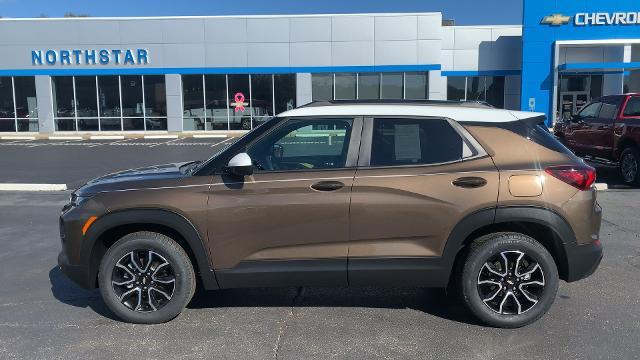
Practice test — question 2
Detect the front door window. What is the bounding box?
[247,118,354,172]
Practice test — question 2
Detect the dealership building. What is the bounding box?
[0,0,639,135]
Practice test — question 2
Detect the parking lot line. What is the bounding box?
[149,138,181,147]
[90,135,125,140]
[0,183,67,191]
[144,135,179,139]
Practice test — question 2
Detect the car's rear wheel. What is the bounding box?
[620,147,640,186]
[98,231,196,324]
[459,232,559,328]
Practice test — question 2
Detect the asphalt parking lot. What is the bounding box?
[0,137,236,188]
[0,140,639,359]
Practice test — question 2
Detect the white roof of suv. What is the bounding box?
[280,103,544,123]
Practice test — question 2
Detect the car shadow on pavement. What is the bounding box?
[50,266,480,325]
[188,286,482,326]
[48,266,119,321]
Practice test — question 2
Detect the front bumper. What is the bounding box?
[58,250,94,289]
[564,240,603,282]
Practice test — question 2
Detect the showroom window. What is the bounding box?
[0,76,38,132]
[311,72,429,101]
[446,76,505,108]
[182,73,296,131]
[52,75,167,131]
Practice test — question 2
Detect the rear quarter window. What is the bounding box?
[527,124,574,155]
[623,97,640,117]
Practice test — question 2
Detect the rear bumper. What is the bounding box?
[564,240,603,282]
[58,250,94,289]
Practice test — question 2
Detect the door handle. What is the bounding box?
[452,177,487,189]
[311,180,344,192]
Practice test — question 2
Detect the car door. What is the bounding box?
[586,96,620,158]
[348,117,499,286]
[565,101,601,155]
[207,116,362,288]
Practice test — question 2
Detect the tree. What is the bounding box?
[63,12,90,18]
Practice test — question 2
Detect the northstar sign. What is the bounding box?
[31,49,149,66]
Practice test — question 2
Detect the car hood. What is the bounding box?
[75,161,196,196]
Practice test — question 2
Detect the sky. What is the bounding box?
[0,0,523,25]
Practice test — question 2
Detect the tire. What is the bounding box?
[98,231,196,324]
[459,232,559,328]
[620,146,640,186]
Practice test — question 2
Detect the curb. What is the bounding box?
[47,136,83,140]
[0,136,36,140]
[0,183,67,191]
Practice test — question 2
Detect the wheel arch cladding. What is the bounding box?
[84,209,219,290]
[445,206,574,283]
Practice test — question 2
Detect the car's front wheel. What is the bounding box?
[98,231,196,324]
[620,146,640,186]
[459,232,559,328]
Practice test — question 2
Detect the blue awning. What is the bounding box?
[558,62,640,74]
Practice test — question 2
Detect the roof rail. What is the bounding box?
[298,99,495,109]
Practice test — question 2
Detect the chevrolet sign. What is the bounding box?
[541,14,571,26]
[575,12,640,26]
[541,12,640,26]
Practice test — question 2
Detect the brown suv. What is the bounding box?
[58,100,603,327]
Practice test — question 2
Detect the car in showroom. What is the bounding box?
[58,100,603,328]
[554,93,640,185]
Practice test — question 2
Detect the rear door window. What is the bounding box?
[369,118,469,167]
[598,97,621,121]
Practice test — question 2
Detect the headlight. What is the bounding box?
[69,193,90,207]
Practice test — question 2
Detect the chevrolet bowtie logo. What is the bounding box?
[541,14,571,26]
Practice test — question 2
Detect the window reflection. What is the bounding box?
[228,74,251,130]
[251,74,273,127]
[447,77,466,101]
[204,74,228,130]
[405,72,429,100]
[335,73,356,100]
[274,74,296,114]
[380,73,403,99]
[52,76,76,131]
[13,77,39,132]
[50,75,166,132]
[98,75,122,131]
[358,73,380,100]
[447,76,505,108]
[0,77,15,131]
[312,74,333,101]
[75,76,99,131]
[182,75,204,131]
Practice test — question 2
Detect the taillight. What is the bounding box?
[545,165,596,190]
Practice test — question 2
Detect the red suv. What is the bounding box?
[554,94,640,185]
